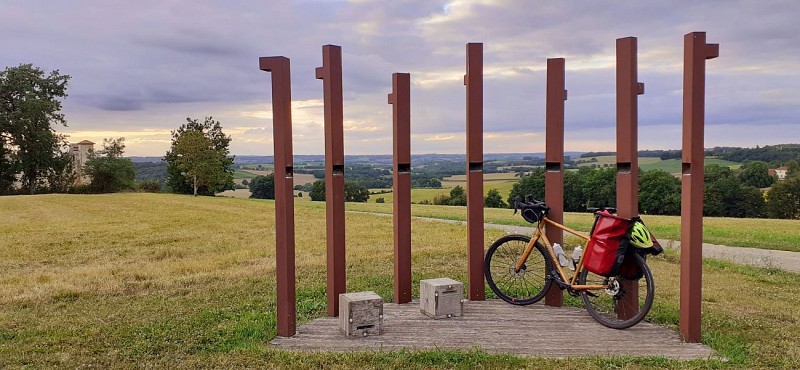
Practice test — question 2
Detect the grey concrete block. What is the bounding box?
[339,291,383,337]
[420,278,464,319]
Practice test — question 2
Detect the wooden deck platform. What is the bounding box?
[271,300,718,360]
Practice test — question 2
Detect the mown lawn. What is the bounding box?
[0,194,798,368]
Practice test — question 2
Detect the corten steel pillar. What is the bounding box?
[464,43,485,301]
[388,73,412,304]
[544,58,567,307]
[259,56,296,337]
[615,37,645,320]
[316,45,347,317]
[680,32,718,343]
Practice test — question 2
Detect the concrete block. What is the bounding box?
[420,278,464,319]
[339,291,383,337]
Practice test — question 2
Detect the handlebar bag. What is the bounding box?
[583,211,631,277]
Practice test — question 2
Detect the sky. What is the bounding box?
[2,0,799,156]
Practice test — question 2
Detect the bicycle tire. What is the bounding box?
[484,234,553,305]
[578,253,655,329]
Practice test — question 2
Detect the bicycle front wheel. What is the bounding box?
[578,253,654,329]
[484,234,553,305]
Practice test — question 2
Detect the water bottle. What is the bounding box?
[571,246,583,271]
[553,243,569,267]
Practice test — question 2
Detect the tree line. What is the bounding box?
[508,161,800,219]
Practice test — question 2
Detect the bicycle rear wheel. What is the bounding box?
[577,253,654,329]
[484,234,553,305]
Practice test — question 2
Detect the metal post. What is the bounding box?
[388,73,412,304]
[544,58,566,307]
[680,32,718,343]
[316,45,347,317]
[259,56,296,337]
[615,37,645,319]
[465,43,485,301]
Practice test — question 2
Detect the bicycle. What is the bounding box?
[484,197,656,329]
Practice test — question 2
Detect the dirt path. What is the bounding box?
[349,211,800,274]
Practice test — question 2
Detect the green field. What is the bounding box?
[0,193,798,368]
[341,202,800,253]
[576,155,742,174]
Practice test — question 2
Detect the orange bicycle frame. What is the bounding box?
[514,216,607,291]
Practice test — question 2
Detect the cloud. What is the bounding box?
[3,0,799,155]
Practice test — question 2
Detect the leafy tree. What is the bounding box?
[0,64,72,194]
[562,170,585,212]
[766,177,800,219]
[448,185,466,206]
[375,197,385,203]
[739,161,773,188]
[428,178,442,188]
[248,174,275,199]
[580,167,616,208]
[785,160,800,179]
[309,179,325,201]
[704,175,765,218]
[638,169,681,215]
[508,168,545,205]
[345,180,370,202]
[164,117,234,196]
[85,137,136,193]
[484,188,506,208]
[704,164,733,184]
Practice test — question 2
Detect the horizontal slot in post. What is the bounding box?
[332,164,344,176]
[545,162,562,172]
[617,162,632,174]
[682,162,691,175]
[397,163,411,174]
[469,162,483,172]
[285,166,293,178]
[356,325,374,330]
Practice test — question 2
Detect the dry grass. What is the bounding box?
[0,194,798,368]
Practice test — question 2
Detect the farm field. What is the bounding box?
[368,173,519,204]
[576,155,742,174]
[0,193,797,368]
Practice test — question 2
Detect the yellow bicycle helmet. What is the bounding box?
[629,221,653,248]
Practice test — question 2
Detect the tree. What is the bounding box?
[638,169,681,215]
[580,167,616,208]
[704,175,765,218]
[345,181,370,202]
[248,174,275,199]
[484,188,506,208]
[84,137,136,193]
[164,117,234,196]
[309,179,325,201]
[428,178,442,188]
[0,64,72,194]
[739,161,773,188]
[508,168,545,205]
[766,177,800,219]
[448,185,466,206]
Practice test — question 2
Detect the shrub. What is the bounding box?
[137,180,162,193]
[375,197,385,203]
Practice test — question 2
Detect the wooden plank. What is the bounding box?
[271,300,718,359]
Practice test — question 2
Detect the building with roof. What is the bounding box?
[70,140,95,185]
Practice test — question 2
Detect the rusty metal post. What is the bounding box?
[316,45,347,317]
[259,56,296,337]
[388,73,412,304]
[680,32,718,343]
[615,37,645,319]
[464,43,485,301]
[544,58,567,307]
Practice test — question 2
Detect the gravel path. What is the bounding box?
[349,211,800,274]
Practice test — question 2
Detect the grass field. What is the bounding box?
[370,173,519,204]
[1,194,798,368]
[576,155,742,174]
[342,202,800,253]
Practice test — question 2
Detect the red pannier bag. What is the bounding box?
[583,211,632,277]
